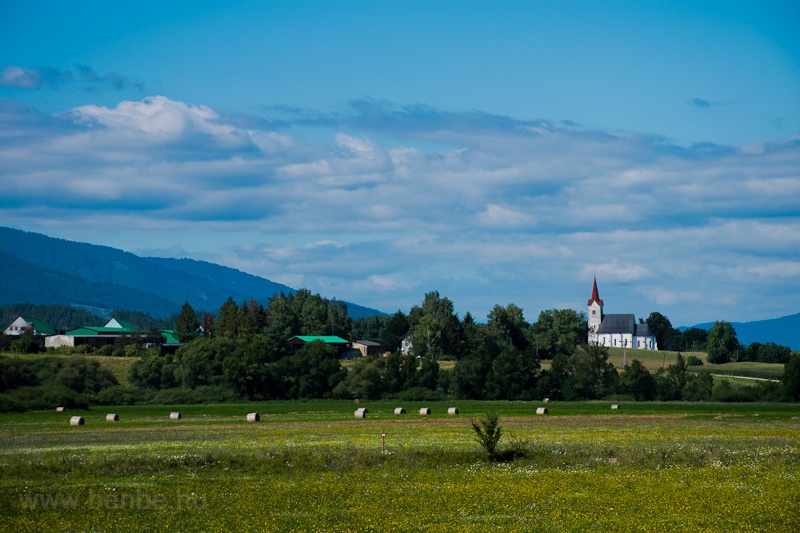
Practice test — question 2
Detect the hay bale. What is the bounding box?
[611,404,620,410]
[447,407,459,415]
[105,413,119,422]
[354,408,367,419]
[246,412,260,422]
[353,398,360,404]
[56,406,65,412]
[419,407,431,415]
[170,412,181,420]
[394,407,406,415]
[70,416,84,426]
[542,398,550,403]
[536,407,548,415]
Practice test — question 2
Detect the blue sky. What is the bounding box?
[1,1,799,326]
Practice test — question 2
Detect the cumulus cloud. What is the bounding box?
[1,96,798,324]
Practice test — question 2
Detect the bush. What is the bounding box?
[471,412,502,459]
[146,388,205,405]
[712,380,758,402]
[94,385,149,406]
[686,355,704,366]
[11,384,89,410]
[394,387,447,401]
[0,393,25,413]
[95,344,114,356]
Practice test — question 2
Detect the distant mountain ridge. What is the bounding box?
[690,313,800,351]
[0,227,385,319]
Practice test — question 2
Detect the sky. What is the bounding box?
[1,0,799,327]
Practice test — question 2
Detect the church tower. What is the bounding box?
[587,277,604,344]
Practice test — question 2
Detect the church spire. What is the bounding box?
[588,277,603,306]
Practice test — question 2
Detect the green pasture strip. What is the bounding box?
[689,362,785,380]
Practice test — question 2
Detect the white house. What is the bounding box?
[4,316,56,337]
[587,278,658,350]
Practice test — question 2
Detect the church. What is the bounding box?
[587,278,658,350]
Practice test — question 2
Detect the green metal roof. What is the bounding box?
[288,335,349,344]
[21,317,56,335]
[159,330,181,345]
[64,326,138,336]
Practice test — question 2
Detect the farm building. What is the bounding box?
[44,318,180,350]
[351,339,383,358]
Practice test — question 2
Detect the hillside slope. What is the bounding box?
[0,227,384,319]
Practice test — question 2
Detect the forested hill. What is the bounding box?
[0,227,384,319]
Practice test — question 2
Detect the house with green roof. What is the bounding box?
[287,335,351,357]
[45,318,181,350]
[4,316,56,337]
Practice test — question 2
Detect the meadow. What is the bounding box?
[1,401,799,532]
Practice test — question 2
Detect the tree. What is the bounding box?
[379,310,409,354]
[619,359,656,401]
[174,301,200,343]
[487,303,531,351]
[278,341,346,399]
[706,321,740,364]
[408,291,460,357]
[531,309,586,360]
[645,312,675,351]
[216,297,240,339]
[562,344,618,400]
[783,353,800,401]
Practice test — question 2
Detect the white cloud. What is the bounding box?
[2,96,799,324]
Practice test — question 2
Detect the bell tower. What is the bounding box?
[587,277,604,344]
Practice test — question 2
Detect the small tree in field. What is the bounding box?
[471,412,502,459]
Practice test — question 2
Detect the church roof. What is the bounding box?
[597,314,635,334]
[634,323,655,338]
[587,277,604,306]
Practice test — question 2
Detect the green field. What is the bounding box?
[2,401,799,531]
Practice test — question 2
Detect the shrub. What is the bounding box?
[471,412,502,459]
[93,385,148,406]
[12,385,89,410]
[686,355,704,366]
[0,393,25,413]
[395,386,447,401]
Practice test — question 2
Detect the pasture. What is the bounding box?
[1,401,799,532]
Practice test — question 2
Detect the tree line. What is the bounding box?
[1,290,798,411]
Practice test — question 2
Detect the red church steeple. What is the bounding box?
[588,277,603,306]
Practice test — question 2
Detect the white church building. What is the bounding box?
[587,278,658,350]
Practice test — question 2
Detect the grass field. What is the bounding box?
[2,401,799,531]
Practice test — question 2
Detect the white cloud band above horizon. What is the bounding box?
[1,95,798,326]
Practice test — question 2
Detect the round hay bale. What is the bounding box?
[419,407,431,415]
[353,398,360,404]
[394,407,406,415]
[105,413,119,422]
[354,408,367,419]
[70,416,84,426]
[169,412,182,420]
[542,398,550,403]
[535,407,548,415]
[447,407,459,415]
[56,406,66,412]
[246,412,260,422]
[611,404,620,410]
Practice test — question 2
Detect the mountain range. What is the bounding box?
[0,226,384,319]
